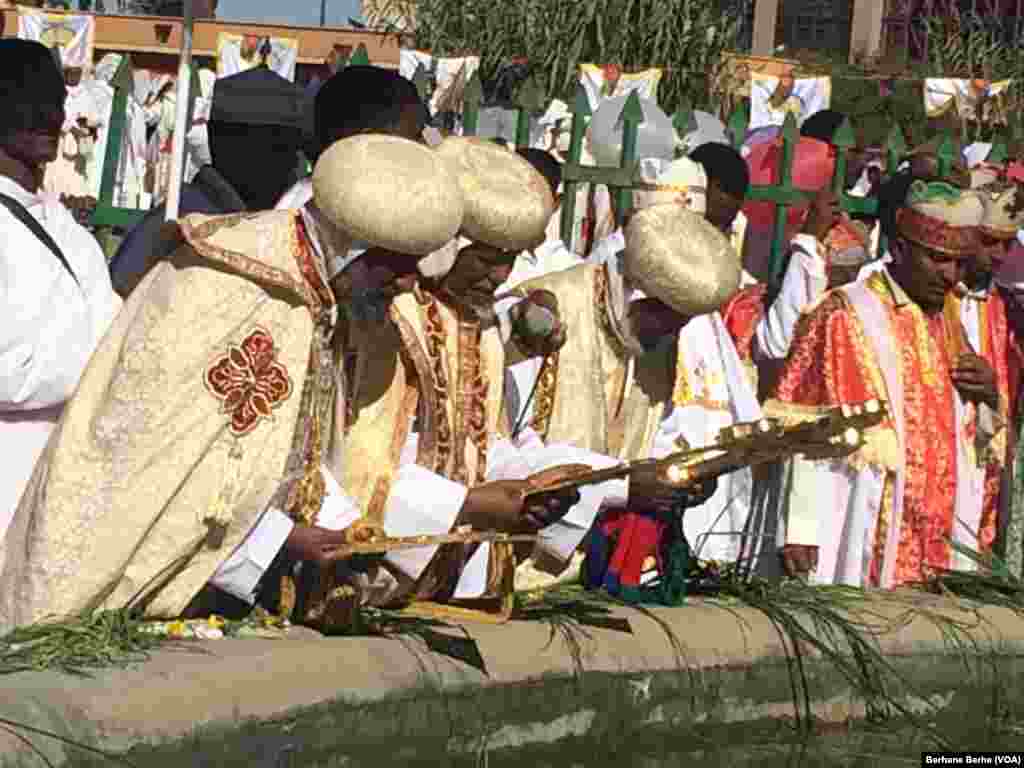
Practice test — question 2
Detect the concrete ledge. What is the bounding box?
[2,591,1024,766]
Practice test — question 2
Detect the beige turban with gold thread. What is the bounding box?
[435,137,556,252]
[312,134,465,258]
[623,205,741,318]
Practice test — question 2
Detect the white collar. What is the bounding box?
[0,176,40,207]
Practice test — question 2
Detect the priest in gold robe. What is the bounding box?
[0,135,462,633]
[329,137,595,615]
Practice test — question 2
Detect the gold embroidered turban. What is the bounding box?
[312,134,464,256]
[632,156,708,214]
[435,137,555,251]
[623,204,741,318]
[895,180,984,256]
[978,181,1024,241]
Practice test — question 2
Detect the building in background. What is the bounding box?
[753,0,1023,63]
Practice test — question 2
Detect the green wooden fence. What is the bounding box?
[91,43,374,233]
[446,68,1016,290]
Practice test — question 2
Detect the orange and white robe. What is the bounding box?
[767,270,981,588]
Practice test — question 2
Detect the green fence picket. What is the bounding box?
[672,99,695,156]
[411,62,430,104]
[727,104,747,150]
[349,44,370,66]
[559,83,591,251]
[93,55,146,231]
[615,91,644,228]
[936,134,957,181]
[462,71,482,137]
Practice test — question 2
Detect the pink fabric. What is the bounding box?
[743,137,835,234]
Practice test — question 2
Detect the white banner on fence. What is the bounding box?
[216,33,298,82]
[749,73,831,132]
[925,78,1013,122]
[18,10,95,70]
[399,50,480,116]
[578,64,662,112]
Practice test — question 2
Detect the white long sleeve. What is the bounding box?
[381,463,469,583]
[209,464,362,604]
[0,180,121,412]
[754,234,827,361]
[489,429,628,569]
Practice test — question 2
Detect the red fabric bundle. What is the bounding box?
[743,137,836,237]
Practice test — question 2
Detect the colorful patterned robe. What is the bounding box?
[766,271,979,587]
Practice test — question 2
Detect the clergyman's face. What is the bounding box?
[964,236,1009,290]
[440,242,517,311]
[705,178,744,234]
[1,94,65,168]
[891,238,963,314]
[337,247,421,323]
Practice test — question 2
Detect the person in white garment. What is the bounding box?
[666,143,763,563]
[0,40,121,544]
[0,130,475,634]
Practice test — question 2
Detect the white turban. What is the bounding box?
[632,156,707,214]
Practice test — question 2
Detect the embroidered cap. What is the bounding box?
[895,180,984,255]
[313,134,464,256]
[435,137,555,251]
[824,218,870,268]
[632,156,708,214]
[623,205,740,318]
[978,181,1024,241]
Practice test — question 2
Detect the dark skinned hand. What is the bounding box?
[510,289,567,358]
[951,353,1000,410]
[283,520,386,568]
[627,462,718,515]
[801,187,841,243]
[458,465,589,533]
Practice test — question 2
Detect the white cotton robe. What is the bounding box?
[0,177,121,540]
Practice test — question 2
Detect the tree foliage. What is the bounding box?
[392,0,741,113]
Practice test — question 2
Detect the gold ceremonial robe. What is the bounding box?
[0,211,336,632]
[507,263,675,462]
[337,285,510,603]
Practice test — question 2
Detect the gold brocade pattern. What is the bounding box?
[416,289,455,477]
[529,352,559,439]
[869,474,895,587]
[866,274,939,389]
[0,212,323,632]
[595,265,627,362]
[203,327,294,437]
[672,340,694,406]
[456,317,490,487]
